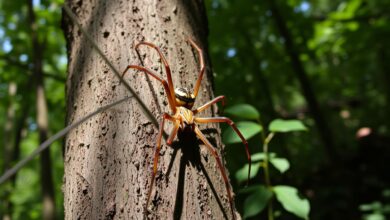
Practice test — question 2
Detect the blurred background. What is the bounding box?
[1,0,390,219]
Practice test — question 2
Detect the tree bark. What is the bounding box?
[27,0,57,219]
[63,0,238,219]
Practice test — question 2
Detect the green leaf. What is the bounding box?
[359,201,383,212]
[269,119,307,133]
[363,213,386,220]
[235,162,261,183]
[223,121,262,144]
[270,158,290,173]
[251,152,276,161]
[225,104,260,120]
[251,152,266,161]
[235,154,289,182]
[243,185,273,219]
[274,185,310,220]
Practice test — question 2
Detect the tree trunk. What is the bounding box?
[1,83,17,220]
[27,0,57,219]
[63,0,238,219]
[1,91,30,220]
[377,47,390,130]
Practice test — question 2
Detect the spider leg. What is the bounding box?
[187,38,205,98]
[122,65,176,113]
[145,113,176,212]
[193,126,236,220]
[195,117,251,184]
[192,96,225,115]
[136,42,175,101]
[167,121,180,145]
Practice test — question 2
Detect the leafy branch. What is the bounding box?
[223,104,310,219]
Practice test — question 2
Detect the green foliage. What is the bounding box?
[274,185,310,220]
[0,0,65,218]
[251,152,276,161]
[242,185,273,218]
[206,0,390,218]
[225,104,260,120]
[235,162,260,183]
[269,119,308,133]
[360,201,390,220]
[235,153,289,183]
[269,157,290,173]
[223,104,309,219]
[359,190,390,220]
[223,121,262,144]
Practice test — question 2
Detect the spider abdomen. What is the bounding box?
[175,87,195,108]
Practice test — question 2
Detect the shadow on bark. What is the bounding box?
[168,129,229,220]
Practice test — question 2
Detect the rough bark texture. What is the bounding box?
[63,0,238,219]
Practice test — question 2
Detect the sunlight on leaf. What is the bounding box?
[360,201,383,211]
[251,152,276,161]
[363,213,386,220]
[225,104,260,120]
[223,121,262,144]
[269,119,307,133]
[270,158,290,173]
[274,185,310,220]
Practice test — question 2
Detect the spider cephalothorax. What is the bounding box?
[122,39,251,220]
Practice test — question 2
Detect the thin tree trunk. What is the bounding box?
[240,30,293,173]
[11,102,29,183]
[239,31,277,120]
[267,0,338,162]
[1,83,17,220]
[27,1,56,219]
[377,47,390,130]
[63,0,238,219]
[2,97,30,220]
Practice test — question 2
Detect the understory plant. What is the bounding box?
[222,104,310,220]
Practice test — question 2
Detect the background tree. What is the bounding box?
[62,0,239,219]
[28,0,56,218]
[207,0,390,219]
[0,0,65,219]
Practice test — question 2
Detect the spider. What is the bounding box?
[121,38,251,219]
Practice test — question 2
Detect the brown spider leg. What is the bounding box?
[122,65,176,113]
[145,113,178,212]
[193,126,236,220]
[195,117,251,184]
[136,42,175,101]
[192,95,225,115]
[187,38,205,98]
[167,120,181,146]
